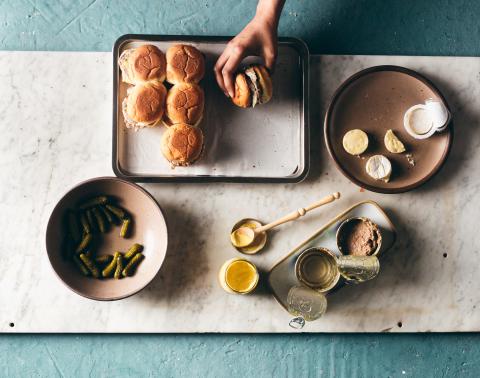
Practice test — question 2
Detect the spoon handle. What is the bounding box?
[255,192,341,233]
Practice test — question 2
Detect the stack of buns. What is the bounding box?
[119,43,205,167]
[120,44,167,130]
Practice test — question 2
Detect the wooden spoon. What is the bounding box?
[230,192,341,248]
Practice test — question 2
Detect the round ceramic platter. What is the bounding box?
[324,65,453,193]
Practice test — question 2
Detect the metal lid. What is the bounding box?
[286,285,327,324]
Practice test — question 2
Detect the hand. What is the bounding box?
[214,14,278,98]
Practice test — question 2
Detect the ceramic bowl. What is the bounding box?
[45,177,168,301]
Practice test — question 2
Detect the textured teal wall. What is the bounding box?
[2,0,480,377]
[1,334,479,377]
[1,0,480,55]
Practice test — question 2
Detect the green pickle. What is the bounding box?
[95,254,113,265]
[79,196,108,209]
[92,207,107,233]
[122,253,144,277]
[67,210,81,243]
[75,233,92,253]
[86,210,97,232]
[114,254,124,279]
[125,243,143,260]
[102,251,121,278]
[99,205,116,224]
[73,255,90,276]
[80,212,91,234]
[79,253,100,278]
[120,218,131,238]
[106,204,127,220]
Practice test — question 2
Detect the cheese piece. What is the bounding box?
[342,129,369,155]
[366,155,392,182]
[384,129,406,153]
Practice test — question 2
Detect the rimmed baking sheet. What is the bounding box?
[112,34,309,182]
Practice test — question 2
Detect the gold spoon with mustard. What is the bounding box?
[230,192,341,249]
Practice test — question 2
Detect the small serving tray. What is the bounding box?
[268,201,396,314]
[112,34,309,183]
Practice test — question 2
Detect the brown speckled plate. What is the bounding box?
[324,66,453,193]
[46,177,168,301]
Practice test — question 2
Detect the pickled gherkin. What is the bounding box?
[73,255,90,276]
[122,253,144,277]
[79,196,108,210]
[67,210,81,243]
[92,207,107,233]
[102,251,121,278]
[80,212,91,234]
[106,204,127,220]
[120,218,131,238]
[79,253,100,278]
[114,254,123,279]
[86,209,97,232]
[75,233,92,253]
[99,205,116,224]
[124,243,143,260]
[95,254,113,265]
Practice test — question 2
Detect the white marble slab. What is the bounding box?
[1,52,479,333]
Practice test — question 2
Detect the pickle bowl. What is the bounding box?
[45,176,168,301]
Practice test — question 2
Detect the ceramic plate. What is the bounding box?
[324,65,453,193]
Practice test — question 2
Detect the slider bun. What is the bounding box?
[126,83,167,126]
[164,83,204,127]
[250,65,272,104]
[231,72,251,108]
[166,44,205,84]
[161,123,204,166]
[119,44,166,85]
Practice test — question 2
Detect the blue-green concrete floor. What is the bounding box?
[1,0,480,376]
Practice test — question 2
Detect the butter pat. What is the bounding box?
[384,129,406,153]
[342,129,369,155]
[366,155,392,182]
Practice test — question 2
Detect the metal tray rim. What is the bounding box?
[112,34,310,183]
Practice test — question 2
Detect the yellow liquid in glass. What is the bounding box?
[225,260,258,293]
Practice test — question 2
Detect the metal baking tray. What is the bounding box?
[112,34,309,183]
[267,201,397,315]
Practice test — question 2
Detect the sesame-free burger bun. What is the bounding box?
[161,123,204,166]
[231,73,251,108]
[164,83,204,127]
[247,65,272,104]
[119,44,166,85]
[166,44,205,84]
[123,83,167,130]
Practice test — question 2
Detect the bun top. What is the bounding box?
[127,45,167,84]
[166,45,205,84]
[126,83,167,124]
[161,123,204,166]
[252,65,272,104]
[165,83,204,126]
[231,73,251,108]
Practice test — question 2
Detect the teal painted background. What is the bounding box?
[1,0,480,376]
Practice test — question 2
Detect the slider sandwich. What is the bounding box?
[161,123,204,167]
[164,83,205,127]
[122,83,167,131]
[232,65,273,108]
[119,44,166,85]
[166,44,205,84]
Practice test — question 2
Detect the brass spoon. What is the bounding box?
[230,192,341,248]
